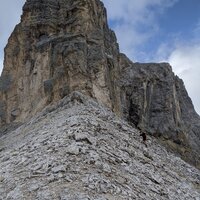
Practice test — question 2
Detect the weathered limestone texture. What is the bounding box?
[119,56,200,167]
[0,0,121,125]
[0,92,199,199]
[0,0,200,167]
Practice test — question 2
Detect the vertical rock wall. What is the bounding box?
[0,0,122,124]
[119,54,200,167]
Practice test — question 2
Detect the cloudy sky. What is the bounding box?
[0,0,200,115]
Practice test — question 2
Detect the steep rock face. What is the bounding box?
[0,0,200,167]
[119,55,200,167]
[0,0,121,124]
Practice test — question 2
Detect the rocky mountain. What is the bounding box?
[0,92,199,199]
[0,0,122,126]
[119,57,200,167]
[0,0,199,182]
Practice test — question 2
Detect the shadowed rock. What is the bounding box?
[119,58,200,167]
[0,92,199,199]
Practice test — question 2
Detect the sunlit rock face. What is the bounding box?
[0,0,199,167]
[0,0,122,125]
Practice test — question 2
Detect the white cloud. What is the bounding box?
[102,0,200,115]
[102,0,178,60]
[102,0,178,24]
[113,23,154,60]
[168,44,200,115]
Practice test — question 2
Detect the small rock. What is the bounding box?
[11,151,19,156]
[121,125,129,131]
[0,176,5,182]
[74,132,96,145]
[51,165,66,173]
[2,156,10,162]
[28,184,40,192]
[66,143,80,155]
[65,175,73,182]
[0,147,5,152]
[143,152,153,161]
[47,174,56,183]
[102,163,111,173]
[58,173,64,178]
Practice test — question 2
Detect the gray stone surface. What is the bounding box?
[119,59,200,167]
[0,92,199,199]
[0,75,12,92]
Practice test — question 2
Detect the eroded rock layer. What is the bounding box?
[0,0,121,124]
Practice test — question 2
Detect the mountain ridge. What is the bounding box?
[0,91,199,199]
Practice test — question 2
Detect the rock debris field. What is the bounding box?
[0,92,199,199]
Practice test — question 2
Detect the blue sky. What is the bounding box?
[0,0,200,114]
[102,0,200,115]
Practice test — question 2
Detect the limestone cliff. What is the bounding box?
[0,0,200,167]
[0,0,121,124]
[119,56,200,167]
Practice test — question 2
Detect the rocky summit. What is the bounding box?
[0,0,200,198]
[0,92,199,199]
[0,0,122,125]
